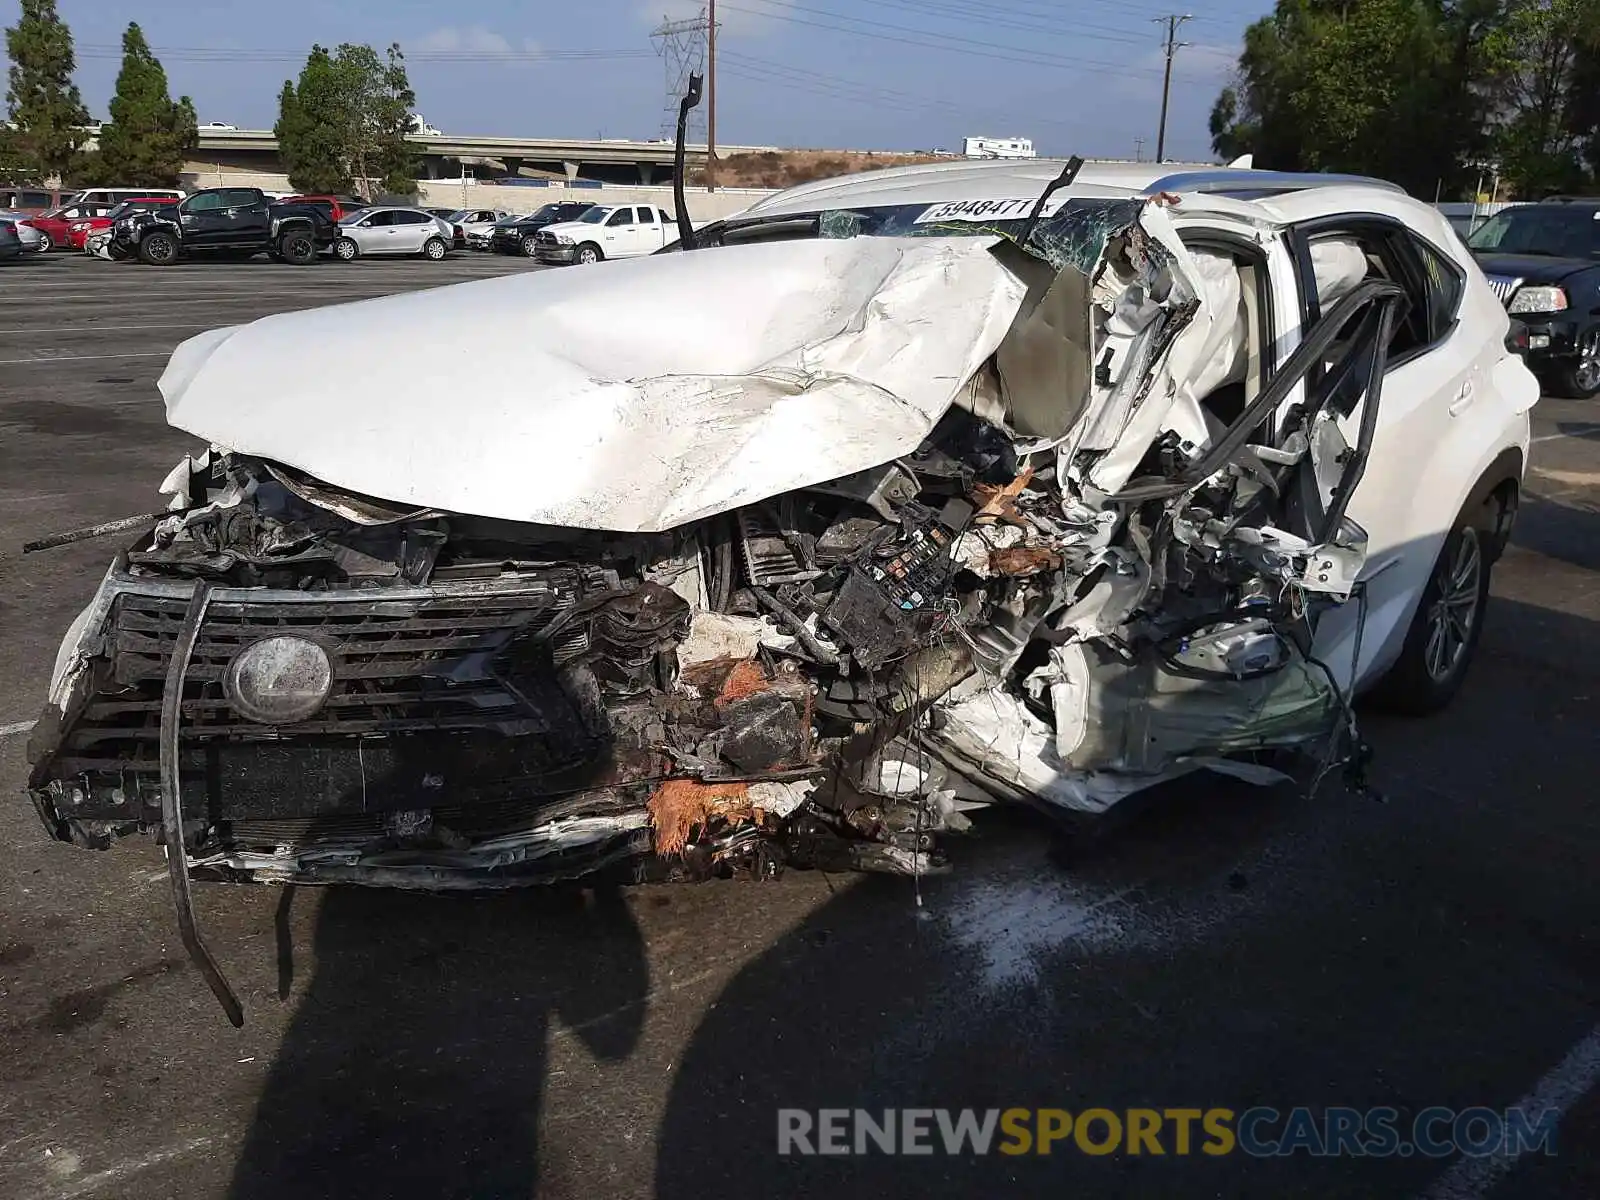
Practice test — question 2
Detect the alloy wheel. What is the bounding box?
[1423,528,1482,682]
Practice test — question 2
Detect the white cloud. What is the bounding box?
[412,26,541,58]
[637,0,793,38]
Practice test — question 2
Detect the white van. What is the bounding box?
[69,187,186,208]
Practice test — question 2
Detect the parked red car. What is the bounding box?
[280,194,370,222]
[62,197,180,249]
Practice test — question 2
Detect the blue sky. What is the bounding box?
[6,0,1269,161]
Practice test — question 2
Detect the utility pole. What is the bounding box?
[1133,137,1146,163]
[1152,13,1191,164]
[707,0,718,191]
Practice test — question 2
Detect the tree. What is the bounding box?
[3,0,89,181]
[276,42,418,196]
[1481,0,1600,195]
[94,23,197,187]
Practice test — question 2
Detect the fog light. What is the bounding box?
[1528,334,1550,349]
[223,636,333,724]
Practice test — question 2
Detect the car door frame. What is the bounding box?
[1283,212,1480,692]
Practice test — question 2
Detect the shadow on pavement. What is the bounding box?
[651,593,1600,1200]
[226,886,646,1200]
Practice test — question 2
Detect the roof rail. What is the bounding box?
[1540,194,1600,203]
[1141,169,1406,197]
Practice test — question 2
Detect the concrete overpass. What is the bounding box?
[193,128,780,185]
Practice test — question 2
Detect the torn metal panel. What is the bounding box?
[158,238,1031,533]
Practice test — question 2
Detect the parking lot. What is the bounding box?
[1,251,1598,1199]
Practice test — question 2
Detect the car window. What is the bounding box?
[20,190,50,207]
[183,193,226,213]
[364,211,395,227]
[1302,225,1442,364]
[638,206,655,224]
[1411,236,1466,343]
[220,189,260,208]
[607,208,635,227]
[1466,205,1600,259]
[579,207,610,224]
[394,210,430,225]
[658,208,672,223]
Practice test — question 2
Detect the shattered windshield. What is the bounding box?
[677,197,1149,274]
[1467,205,1600,259]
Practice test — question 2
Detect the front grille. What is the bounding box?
[51,572,605,775]
[534,230,558,245]
[1485,274,1522,305]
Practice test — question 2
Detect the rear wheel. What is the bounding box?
[422,236,447,261]
[576,242,602,265]
[1556,333,1600,398]
[334,237,359,262]
[1369,515,1491,715]
[279,228,317,265]
[137,230,178,265]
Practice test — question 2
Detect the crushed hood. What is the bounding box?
[159,238,1029,533]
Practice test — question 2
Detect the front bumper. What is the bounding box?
[1514,315,1593,371]
[28,562,837,889]
[534,243,577,264]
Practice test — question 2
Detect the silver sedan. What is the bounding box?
[332,207,455,262]
[0,213,45,253]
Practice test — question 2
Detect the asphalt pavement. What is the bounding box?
[0,251,1596,1200]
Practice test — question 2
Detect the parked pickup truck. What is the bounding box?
[533,203,675,265]
[110,186,336,265]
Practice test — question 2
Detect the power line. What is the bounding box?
[722,0,1200,79]
[717,49,1080,131]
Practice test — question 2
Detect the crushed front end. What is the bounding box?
[30,191,1398,898]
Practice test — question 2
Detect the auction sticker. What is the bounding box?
[913,196,1070,223]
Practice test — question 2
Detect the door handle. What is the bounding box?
[1448,379,1475,416]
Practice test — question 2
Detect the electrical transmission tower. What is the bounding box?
[651,12,709,145]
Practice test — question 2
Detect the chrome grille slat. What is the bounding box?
[57,572,602,763]
[1485,274,1522,304]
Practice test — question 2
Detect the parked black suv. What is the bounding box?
[489,201,597,256]
[110,187,337,266]
[1468,198,1600,397]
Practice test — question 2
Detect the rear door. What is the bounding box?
[391,210,433,252]
[635,204,666,252]
[1287,217,1480,689]
[221,188,269,245]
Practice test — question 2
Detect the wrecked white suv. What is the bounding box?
[30,160,1534,898]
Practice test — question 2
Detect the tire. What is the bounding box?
[520,235,538,257]
[576,242,602,265]
[422,237,447,261]
[36,231,52,252]
[1369,514,1492,715]
[278,228,317,265]
[334,237,359,262]
[1554,332,1600,398]
[137,230,178,266]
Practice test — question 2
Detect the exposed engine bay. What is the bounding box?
[29,193,1398,898]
